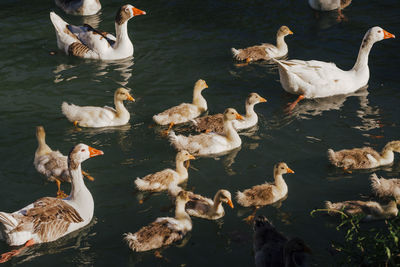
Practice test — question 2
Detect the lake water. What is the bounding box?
[1,0,400,266]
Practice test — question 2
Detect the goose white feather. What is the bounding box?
[274,27,395,99]
[55,0,101,16]
[50,4,146,60]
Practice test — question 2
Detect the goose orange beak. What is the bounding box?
[259,97,267,103]
[127,93,135,102]
[287,167,294,174]
[288,30,294,35]
[89,146,104,157]
[236,114,244,120]
[383,29,395,39]
[204,82,209,88]
[227,199,234,208]
[132,7,146,16]
[188,154,195,160]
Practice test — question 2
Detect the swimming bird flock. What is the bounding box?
[0,0,398,266]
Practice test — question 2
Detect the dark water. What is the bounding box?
[1,0,400,266]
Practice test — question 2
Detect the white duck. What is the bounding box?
[192,93,267,134]
[0,144,103,263]
[168,108,244,156]
[153,79,209,128]
[50,4,146,60]
[134,150,195,192]
[55,0,101,16]
[169,187,234,220]
[232,26,293,62]
[34,126,94,198]
[62,87,135,128]
[273,26,395,110]
[124,191,192,252]
[327,141,400,170]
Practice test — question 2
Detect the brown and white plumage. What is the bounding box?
[192,93,267,134]
[62,88,135,127]
[327,141,400,169]
[55,0,101,16]
[153,80,209,125]
[325,199,398,221]
[134,151,195,192]
[169,187,234,220]
[253,216,311,267]
[232,26,293,62]
[169,108,244,156]
[124,191,192,252]
[0,144,103,248]
[236,162,294,207]
[370,173,400,203]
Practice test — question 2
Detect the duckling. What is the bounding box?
[232,26,293,63]
[253,215,311,267]
[192,93,267,134]
[34,126,94,198]
[169,108,244,156]
[370,173,400,203]
[327,141,400,170]
[325,200,398,221]
[169,186,234,220]
[124,191,192,252]
[236,162,294,222]
[62,88,135,128]
[134,151,195,192]
[153,80,208,130]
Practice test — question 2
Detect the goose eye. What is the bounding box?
[81,149,85,152]
[378,30,381,33]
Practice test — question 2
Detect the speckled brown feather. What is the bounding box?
[68,42,90,58]
[240,184,274,207]
[141,170,175,187]
[115,5,132,25]
[193,113,224,133]
[12,197,83,242]
[234,45,270,61]
[327,147,380,169]
[185,192,212,216]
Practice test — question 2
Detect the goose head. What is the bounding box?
[363,27,395,46]
[36,125,46,140]
[176,190,191,204]
[384,141,400,153]
[278,26,294,37]
[115,4,146,25]
[224,108,244,122]
[274,162,295,176]
[216,189,234,208]
[194,79,208,92]
[247,93,267,106]
[115,88,135,102]
[68,144,104,170]
[176,150,195,162]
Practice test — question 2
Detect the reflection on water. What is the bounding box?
[82,12,102,29]
[311,9,347,30]
[53,57,134,87]
[16,218,97,265]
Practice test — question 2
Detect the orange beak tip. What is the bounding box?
[88,146,104,157]
[228,200,234,208]
[236,114,244,120]
[287,168,295,174]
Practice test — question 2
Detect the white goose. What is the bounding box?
[55,0,101,16]
[168,108,244,156]
[273,27,395,109]
[62,88,135,128]
[0,144,103,263]
[50,4,146,60]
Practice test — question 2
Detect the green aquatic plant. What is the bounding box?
[311,209,400,266]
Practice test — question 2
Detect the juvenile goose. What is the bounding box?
[325,199,398,221]
[232,26,293,62]
[253,216,311,267]
[273,27,395,110]
[169,187,234,220]
[168,108,244,156]
[236,162,294,222]
[50,4,146,60]
[370,173,400,203]
[327,141,400,170]
[124,191,192,252]
[192,93,267,134]
[34,126,94,198]
[0,144,103,263]
[134,151,195,192]
[153,79,209,127]
[55,0,101,16]
[62,88,135,128]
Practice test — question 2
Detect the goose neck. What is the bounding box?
[192,89,207,112]
[114,22,132,49]
[224,120,241,143]
[245,102,256,119]
[175,158,188,178]
[352,36,374,72]
[114,97,129,117]
[276,34,288,52]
